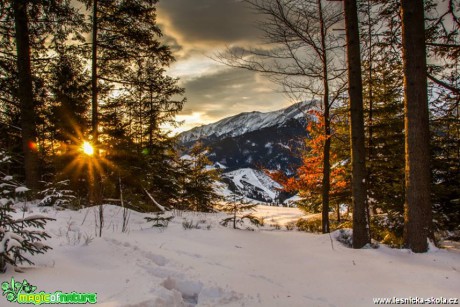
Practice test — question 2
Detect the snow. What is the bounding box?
[283,194,302,206]
[223,168,282,201]
[2,204,459,307]
[143,188,166,212]
[205,162,228,171]
[15,186,30,193]
[179,101,315,144]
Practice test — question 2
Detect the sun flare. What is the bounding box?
[82,141,94,156]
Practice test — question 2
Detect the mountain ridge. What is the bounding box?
[178,100,316,144]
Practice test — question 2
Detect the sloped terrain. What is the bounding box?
[3,204,459,307]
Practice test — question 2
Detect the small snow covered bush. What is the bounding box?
[370,212,404,248]
[182,218,211,230]
[145,212,174,228]
[335,229,353,247]
[38,180,76,209]
[182,219,202,230]
[0,152,54,272]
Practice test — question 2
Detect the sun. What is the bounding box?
[82,141,94,156]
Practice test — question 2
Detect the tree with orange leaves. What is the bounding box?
[271,110,350,222]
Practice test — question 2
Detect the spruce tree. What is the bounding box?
[181,143,221,212]
[344,0,370,248]
[1,0,86,188]
[0,151,54,273]
[401,0,431,253]
[219,194,260,229]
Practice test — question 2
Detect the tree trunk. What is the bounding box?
[13,0,39,190]
[344,0,370,248]
[91,0,99,144]
[90,0,103,209]
[322,105,331,234]
[365,0,375,222]
[401,0,431,253]
[318,0,330,234]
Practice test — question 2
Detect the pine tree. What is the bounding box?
[430,74,460,234]
[12,0,39,190]
[181,143,221,212]
[1,0,85,189]
[344,0,370,248]
[425,0,460,235]
[360,0,405,217]
[401,0,432,253]
[0,151,54,273]
[219,194,260,229]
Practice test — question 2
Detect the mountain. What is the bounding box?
[178,101,315,204]
[178,101,314,173]
[221,168,283,203]
[179,101,315,144]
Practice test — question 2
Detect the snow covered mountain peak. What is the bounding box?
[178,100,316,144]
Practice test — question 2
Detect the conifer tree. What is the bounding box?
[0,151,54,273]
[181,143,221,212]
[344,0,370,248]
[1,0,85,188]
[401,0,431,253]
[79,0,185,210]
[360,0,405,217]
[219,194,260,229]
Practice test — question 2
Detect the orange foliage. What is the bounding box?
[269,110,348,203]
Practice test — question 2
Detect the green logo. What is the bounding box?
[1,278,97,305]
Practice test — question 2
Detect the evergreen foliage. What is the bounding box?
[37,180,76,209]
[145,212,174,228]
[180,143,222,212]
[219,194,260,229]
[0,152,54,273]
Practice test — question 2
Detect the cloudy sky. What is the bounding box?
[156,0,293,133]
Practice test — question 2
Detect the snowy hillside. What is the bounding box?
[222,168,282,203]
[2,204,459,307]
[179,101,315,144]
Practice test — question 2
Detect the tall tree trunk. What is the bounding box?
[90,0,102,218]
[401,0,431,253]
[344,0,370,248]
[318,0,330,234]
[13,0,39,190]
[91,0,99,144]
[365,0,375,220]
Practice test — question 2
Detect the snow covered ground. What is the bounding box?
[2,204,460,307]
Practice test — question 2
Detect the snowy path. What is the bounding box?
[2,205,460,306]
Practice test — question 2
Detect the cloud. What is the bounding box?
[157,0,290,132]
[157,0,261,47]
[181,68,290,121]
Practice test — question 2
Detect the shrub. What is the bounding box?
[145,212,174,229]
[38,180,76,209]
[370,212,404,248]
[182,218,209,230]
[285,221,296,231]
